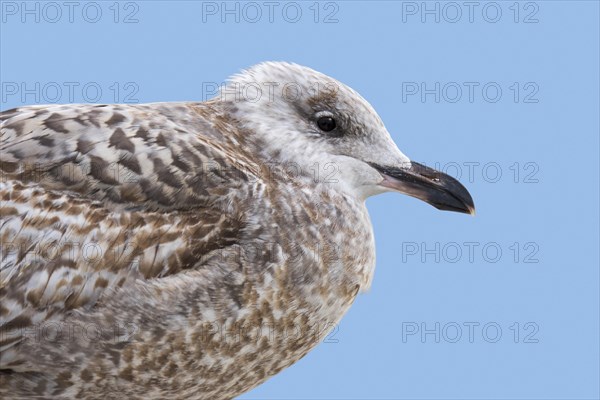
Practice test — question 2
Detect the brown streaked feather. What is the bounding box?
[1,103,259,211]
[0,102,258,369]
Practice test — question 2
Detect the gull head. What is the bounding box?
[219,62,474,214]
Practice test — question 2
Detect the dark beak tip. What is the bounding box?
[450,190,476,216]
[456,192,476,216]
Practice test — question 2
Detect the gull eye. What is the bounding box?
[317,116,336,132]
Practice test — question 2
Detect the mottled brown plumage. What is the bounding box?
[0,62,473,399]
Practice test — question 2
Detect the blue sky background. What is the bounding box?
[1,1,598,399]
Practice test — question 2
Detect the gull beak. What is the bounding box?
[369,161,475,215]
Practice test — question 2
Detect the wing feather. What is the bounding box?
[1,102,258,210]
[0,102,259,368]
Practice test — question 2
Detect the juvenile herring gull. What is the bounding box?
[0,62,474,399]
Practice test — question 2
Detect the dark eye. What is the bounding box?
[317,116,336,132]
